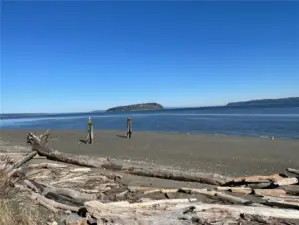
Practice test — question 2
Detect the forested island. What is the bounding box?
[227,97,299,107]
[106,103,164,112]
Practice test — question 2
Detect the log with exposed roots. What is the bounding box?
[26,131,229,185]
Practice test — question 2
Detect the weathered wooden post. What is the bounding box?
[126,117,132,139]
[87,117,94,144]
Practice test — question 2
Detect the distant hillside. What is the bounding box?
[106,103,164,112]
[227,97,299,107]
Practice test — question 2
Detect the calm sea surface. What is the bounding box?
[1,106,299,139]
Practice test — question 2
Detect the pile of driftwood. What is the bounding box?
[1,131,299,225]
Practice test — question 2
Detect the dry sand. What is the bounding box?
[1,130,298,177]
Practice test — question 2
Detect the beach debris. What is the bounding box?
[1,130,299,224]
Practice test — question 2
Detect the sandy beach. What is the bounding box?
[1,129,298,177]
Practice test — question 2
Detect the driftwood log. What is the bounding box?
[216,186,252,195]
[84,200,299,225]
[31,192,78,212]
[274,177,299,186]
[225,174,288,187]
[12,151,37,169]
[26,132,228,185]
[253,189,287,197]
[287,168,299,176]
[262,196,299,210]
[141,187,260,206]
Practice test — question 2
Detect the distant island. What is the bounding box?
[106,103,164,112]
[227,97,299,107]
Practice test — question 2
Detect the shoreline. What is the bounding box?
[1,127,298,141]
[1,129,298,177]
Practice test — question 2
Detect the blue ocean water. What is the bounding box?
[1,106,299,139]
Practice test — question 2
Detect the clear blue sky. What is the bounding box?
[1,1,298,113]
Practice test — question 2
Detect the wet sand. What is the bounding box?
[1,130,298,177]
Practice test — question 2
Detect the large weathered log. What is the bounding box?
[45,192,85,206]
[174,203,299,220]
[122,167,227,185]
[50,176,86,185]
[32,192,78,212]
[24,179,96,205]
[42,186,98,201]
[27,163,67,169]
[84,201,299,225]
[179,188,260,206]
[31,193,58,213]
[27,132,228,185]
[262,196,299,210]
[12,151,37,169]
[230,174,287,184]
[27,132,120,168]
[123,198,198,208]
[141,187,258,206]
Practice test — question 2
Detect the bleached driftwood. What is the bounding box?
[231,174,287,183]
[179,188,259,206]
[31,192,78,212]
[69,168,91,173]
[254,189,287,197]
[143,188,178,195]
[287,168,299,176]
[42,186,98,201]
[12,151,37,169]
[216,186,252,195]
[31,193,58,213]
[128,198,197,208]
[122,167,227,185]
[79,189,100,194]
[173,203,299,220]
[84,201,299,225]
[24,179,97,204]
[141,187,258,206]
[27,163,67,169]
[262,196,299,209]
[274,177,299,186]
[50,176,86,185]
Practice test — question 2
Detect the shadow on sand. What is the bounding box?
[116,135,127,139]
[79,139,88,144]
